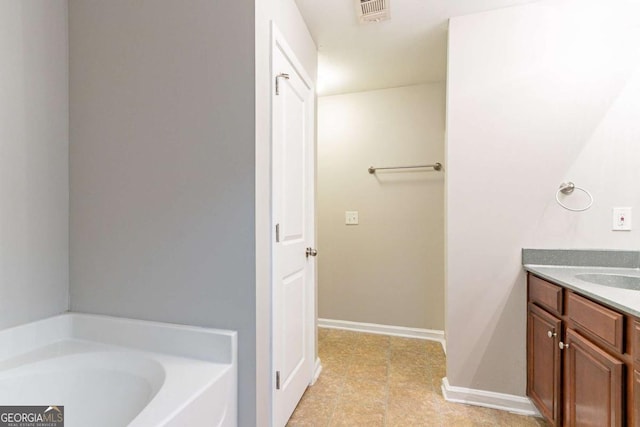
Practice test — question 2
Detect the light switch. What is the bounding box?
[612,207,632,231]
[345,211,359,225]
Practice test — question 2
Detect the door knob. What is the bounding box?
[547,331,557,338]
[559,342,569,350]
[306,248,318,257]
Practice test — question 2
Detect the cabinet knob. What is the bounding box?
[547,331,557,338]
[559,342,569,350]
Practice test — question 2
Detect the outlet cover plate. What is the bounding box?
[345,211,359,225]
[612,207,632,231]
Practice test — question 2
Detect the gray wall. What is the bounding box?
[0,0,69,330]
[318,84,445,330]
[68,1,257,425]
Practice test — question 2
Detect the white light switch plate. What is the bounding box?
[612,207,632,231]
[345,211,359,225]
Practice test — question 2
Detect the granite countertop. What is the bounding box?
[522,249,640,318]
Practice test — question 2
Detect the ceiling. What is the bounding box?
[294,0,537,96]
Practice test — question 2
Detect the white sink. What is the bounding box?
[575,273,640,291]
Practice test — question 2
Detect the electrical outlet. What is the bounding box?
[345,211,359,225]
[612,207,632,231]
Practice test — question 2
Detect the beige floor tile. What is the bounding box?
[425,340,444,352]
[353,345,389,361]
[354,337,390,357]
[390,349,429,367]
[319,351,351,369]
[388,383,439,406]
[340,378,387,404]
[347,358,388,382]
[329,400,385,427]
[319,365,350,379]
[428,359,446,379]
[318,328,331,341]
[289,330,546,427]
[494,411,552,427]
[286,420,328,427]
[303,371,345,401]
[287,394,335,426]
[425,345,445,358]
[439,413,494,427]
[320,340,356,357]
[438,401,499,426]
[390,336,429,353]
[386,403,441,427]
[320,364,350,379]
[389,362,431,387]
[286,416,330,427]
[358,332,391,345]
[427,353,445,367]
[427,373,444,393]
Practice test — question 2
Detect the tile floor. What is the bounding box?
[287,328,550,427]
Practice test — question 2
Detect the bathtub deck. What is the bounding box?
[0,313,237,427]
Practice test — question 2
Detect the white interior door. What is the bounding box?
[271,25,316,427]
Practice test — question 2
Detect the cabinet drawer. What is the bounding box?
[567,292,624,353]
[528,274,563,315]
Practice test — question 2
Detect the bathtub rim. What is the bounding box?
[0,312,237,366]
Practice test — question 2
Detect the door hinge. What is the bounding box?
[275,371,281,390]
[275,73,290,96]
[275,223,280,242]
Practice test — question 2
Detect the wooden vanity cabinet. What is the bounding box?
[635,320,640,427]
[527,273,638,427]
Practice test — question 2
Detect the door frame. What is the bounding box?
[270,22,317,426]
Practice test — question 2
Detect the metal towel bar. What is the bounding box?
[368,163,442,174]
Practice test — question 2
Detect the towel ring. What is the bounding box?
[555,182,593,212]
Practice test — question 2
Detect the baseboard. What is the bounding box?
[441,377,540,416]
[318,318,446,352]
[311,357,322,385]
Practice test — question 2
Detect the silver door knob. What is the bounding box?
[306,248,318,257]
[559,342,569,350]
[547,331,557,338]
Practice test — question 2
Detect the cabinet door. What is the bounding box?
[528,303,562,425]
[635,370,640,427]
[564,329,624,427]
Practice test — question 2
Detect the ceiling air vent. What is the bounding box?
[356,0,390,24]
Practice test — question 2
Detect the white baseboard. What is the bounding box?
[441,377,540,416]
[311,357,322,385]
[318,318,446,352]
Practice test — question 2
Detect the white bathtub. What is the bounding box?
[0,313,237,427]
